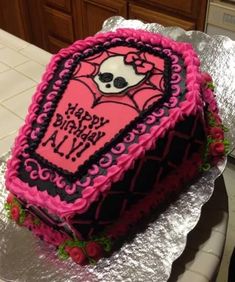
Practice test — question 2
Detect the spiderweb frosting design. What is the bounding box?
[76,46,165,110]
[36,45,169,173]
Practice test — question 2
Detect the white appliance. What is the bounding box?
[206,1,235,158]
[206,0,235,40]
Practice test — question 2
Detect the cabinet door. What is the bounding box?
[76,0,127,38]
[129,4,195,30]
[42,3,75,53]
[0,0,29,40]
[23,0,73,53]
[135,0,207,30]
[44,6,74,43]
[45,0,71,13]
[137,0,196,17]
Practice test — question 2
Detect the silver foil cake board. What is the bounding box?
[0,16,235,282]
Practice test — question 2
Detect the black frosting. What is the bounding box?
[66,114,206,239]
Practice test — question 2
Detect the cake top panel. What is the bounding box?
[35,46,169,174]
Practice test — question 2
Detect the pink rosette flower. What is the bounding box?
[201,72,212,84]
[210,127,224,140]
[203,88,214,104]
[85,242,103,261]
[210,142,225,157]
[11,205,20,221]
[48,230,67,246]
[22,214,34,230]
[69,246,87,265]
[6,193,15,204]
[212,112,222,124]
[209,99,218,113]
[65,245,72,253]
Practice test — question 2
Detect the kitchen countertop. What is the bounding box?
[0,29,52,154]
[0,29,229,282]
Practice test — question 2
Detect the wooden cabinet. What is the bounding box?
[43,6,74,52]
[24,0,127,53]
[138,0,197,16]
[77,0,127,38]
[0,0,29,41]
[0,0,208,53]
[129,4,195,30]
[44,6,74,42]
[45,0,71,13]
[132,0,207,30]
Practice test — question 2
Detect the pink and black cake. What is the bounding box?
[5,29,227,265]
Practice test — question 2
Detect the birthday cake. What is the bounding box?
[5,29,227,265]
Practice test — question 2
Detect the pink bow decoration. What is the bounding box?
[124,53,154,74]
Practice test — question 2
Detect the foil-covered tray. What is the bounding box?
[0,16,235,282]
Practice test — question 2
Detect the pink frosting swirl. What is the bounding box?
[88,164,99,175]
[123,132,135,143]
[65,184,77,195]
[145,115,156,125]
[111,143,126,154]
[99,153,113,168]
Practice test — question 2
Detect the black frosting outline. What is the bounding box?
[24,40,173,181]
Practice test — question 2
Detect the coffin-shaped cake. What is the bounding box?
[5,29,227,264]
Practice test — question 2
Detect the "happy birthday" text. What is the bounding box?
[41,102,109,161]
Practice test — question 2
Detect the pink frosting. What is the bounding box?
[6,28,207,218]
[23,214,68,246]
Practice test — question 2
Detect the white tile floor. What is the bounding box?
[0,69,36,102]
[0,29,234,281]
[216,161,235,282]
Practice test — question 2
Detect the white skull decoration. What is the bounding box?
[94,56,146,95]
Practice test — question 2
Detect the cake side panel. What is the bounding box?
[68,109,207,240]
[5,108,206,244]
[5,91,227,263]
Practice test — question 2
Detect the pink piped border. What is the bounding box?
[12,151,203,252]
[5,28,204,218]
